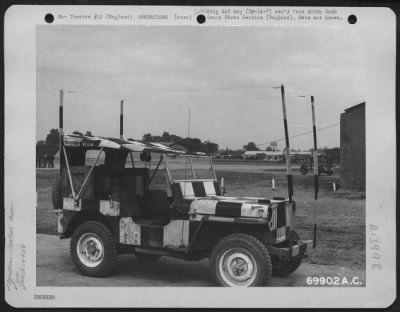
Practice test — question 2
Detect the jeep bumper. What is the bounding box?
[267,240,313,259]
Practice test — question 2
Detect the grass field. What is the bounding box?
[36,167,365,271]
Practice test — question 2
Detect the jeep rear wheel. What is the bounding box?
[70,221,117,277]
[210,233,272,287]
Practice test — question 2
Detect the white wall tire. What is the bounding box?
[76,233,105,268]
[210,233,272,287]
[70,221,117,277]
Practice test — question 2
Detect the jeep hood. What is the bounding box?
[186,196,287,219]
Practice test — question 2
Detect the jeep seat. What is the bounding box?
[133,189,171,225]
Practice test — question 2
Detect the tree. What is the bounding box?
[142,133,152,142]
[45,129,59,147]
[180,137,202,152]
[170,134,183,143]
[161,131,171,141]
[85,130,93,136]
[152,135,162,142]
[203,141,219,154]
[243,142,259,151]
[42,129,60,155]
[266,146,273,151]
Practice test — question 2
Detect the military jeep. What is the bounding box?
[53,133,312,287]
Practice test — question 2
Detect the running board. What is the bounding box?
[134,246,187,256]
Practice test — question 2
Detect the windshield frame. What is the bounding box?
[163,154,217,184]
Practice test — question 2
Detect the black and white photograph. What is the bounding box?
[4,5,396,308]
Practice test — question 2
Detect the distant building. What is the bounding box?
[340,102,365,190]
[324,147,340,165]
[244,150,283,161]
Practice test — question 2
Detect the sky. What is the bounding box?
[36,25,365,150]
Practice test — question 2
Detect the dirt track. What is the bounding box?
[37,234,365,287]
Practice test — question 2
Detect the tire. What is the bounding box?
[135,253,161,262]
[70,221,117,277]
[210,233,272,287]
[272,256,302,277]
[52,176,63,210]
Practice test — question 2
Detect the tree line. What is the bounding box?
[139,131,219,154]
[36,129,93,156]
[36,129,219,155]
[37,129,321,157]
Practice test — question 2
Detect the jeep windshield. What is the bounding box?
[164,154,217,182]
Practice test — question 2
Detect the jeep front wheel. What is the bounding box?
[70,221,117,277]
[210,233,272,287]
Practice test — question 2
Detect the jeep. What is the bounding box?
[52,92,312,287]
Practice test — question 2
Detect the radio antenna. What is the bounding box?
[187,108,191,137]
[183,108,191,194]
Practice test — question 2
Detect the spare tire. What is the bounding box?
[52,176,63,210]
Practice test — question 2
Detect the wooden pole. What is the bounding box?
[59,89,64,174]
[280,85,293,203]
[120,100,124,139]
[311,96,319,200]
[310,95,318,248]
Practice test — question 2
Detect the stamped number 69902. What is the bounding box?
[306,276,362,286]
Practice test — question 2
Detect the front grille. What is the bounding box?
[276,202,286,228]
[270,202,290,243]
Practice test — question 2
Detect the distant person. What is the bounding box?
[49,154,54,168]
[46,154,53,168]
[39,153,45,168]
[43,153,48,168]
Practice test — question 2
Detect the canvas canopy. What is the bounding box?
[62,134,208,156]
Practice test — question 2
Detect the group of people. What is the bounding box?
[36,153,55,168]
